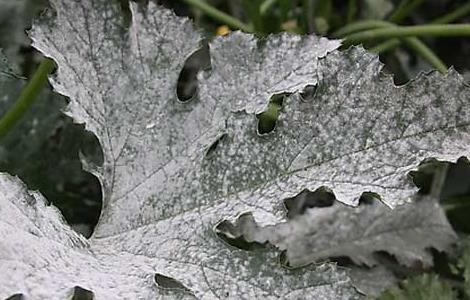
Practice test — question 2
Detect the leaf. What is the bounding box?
[1,0,470,299]
[378,274,457,300]
[0,174,358,299]
[349,266,398,298]
[217,196,456,268]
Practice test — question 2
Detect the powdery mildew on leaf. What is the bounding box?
[1,0,469,298]
[203,32,340,114]
[0,1,360,299]
[0,174,357,299]
[219,197,456,268]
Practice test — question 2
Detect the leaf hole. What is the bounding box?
[329,256,355,267]
[279,250,291,268]
[215,213,267,251]
[256,94,286,135]
[71,286,94,300]
[410,156,470,233]
[205,134,227,158]
[5,294,23,300]
[359,192,381,205]
[299,84,318,101]
[154,273,193,293]
[408,157,470,197]
[177,45,210,103]
[117,0,133,29]
[283,187,335,219]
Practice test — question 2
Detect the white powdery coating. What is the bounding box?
[202,32,341,114]
[1,0,469,298]
[229,198,457,268]
[1,0,358,299]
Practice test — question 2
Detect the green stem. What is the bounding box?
[370,39,400,53]
[389,0,426,23]
[342,21,448,73]
[371,37,446,73]
[0,58,55,137]
[260,0,278,15]
[181,0,253,32]
[403,37,447,73]
[371,3,470,57]
[344,24,470,45]
[432,1,470,24]
[333,20,391,37]
[346,0,357,24]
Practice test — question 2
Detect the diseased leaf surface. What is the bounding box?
[1,1,358,299]
[219,197,457,268]
[1,0,470,299]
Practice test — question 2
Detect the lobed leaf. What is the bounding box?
[1,0,470,298]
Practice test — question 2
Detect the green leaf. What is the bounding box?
[379,274,457,300]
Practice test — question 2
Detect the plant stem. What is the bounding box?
[370,39,400,53]
[402,37,447,73]
[181,0,253,32]
[371,2,470,55]
[333,20,391,37]
[0,58,55,137]
[389,0,426,23]
[432,1,470,24]
[370,37,446,72]
[341,21,448,73]
[346,0,357,23]
[343,24,470,45]
[260,0,278,15]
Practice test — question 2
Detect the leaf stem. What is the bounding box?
[371,37,446,72]
[181,0,253,32]
[388,0,426,23]
[370,3,470,57]
[402,37,447,73]
[333,20,390,37]
[260,0,278,15]
[0,58,55,137]
[432,1,470,25]
[340,21,448,73]
[346,0,357,23]
[369,39,400,53]
[343,24,470,45]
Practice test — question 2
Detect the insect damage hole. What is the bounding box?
[283,187,335,219]
[299,84,318,101]
[176,44,210,102]
[71,286,94,300]
[5,294,23,300]
[215,213,267,251]
[205,134,227,158]
[154,273,194,296]
[256,93,286,135]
